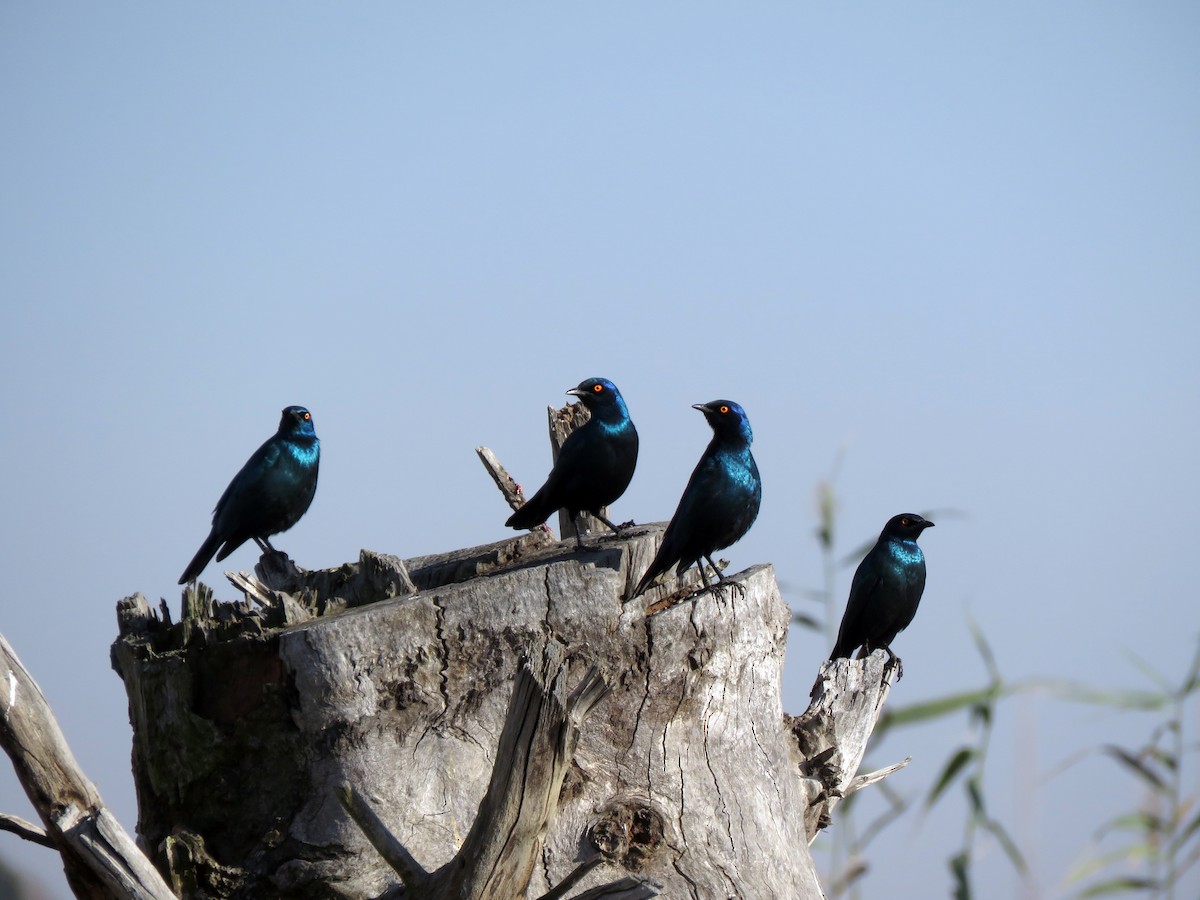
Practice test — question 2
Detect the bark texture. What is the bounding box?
[111,528,898,899]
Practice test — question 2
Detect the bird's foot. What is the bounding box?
[596,520,637,543]
[592,512,632,536]
[700,575,745,603]
[880,647,904,682]
[716,580,747,601]
[256,549,303,591]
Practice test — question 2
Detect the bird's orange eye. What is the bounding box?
[303,412,311,421]
[901,517,909,526]
[593,384,603,393]
[720,405,729,414]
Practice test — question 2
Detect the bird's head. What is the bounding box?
[693,400,752,444]
[568,377,628,416]
[280,406,316,437]
[881,513,934,541]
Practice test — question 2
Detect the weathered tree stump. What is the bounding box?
[109,526,901,899]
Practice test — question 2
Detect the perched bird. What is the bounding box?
[828,513,935,668]
[506,377,639,548]
[633,400,761,598]
[179,406,320,584]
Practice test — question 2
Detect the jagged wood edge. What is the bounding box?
[477,446,526,515]
[476,398,595,546]
[846,757,911,797]
[0,631,177,900]
[789,650,906,843]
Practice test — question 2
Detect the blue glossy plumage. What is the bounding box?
[633,400,761,597]
[179,406,320,584]
[506,377,639,546]
[829,513,934,660]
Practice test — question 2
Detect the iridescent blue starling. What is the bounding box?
[633,400,761,598]
[506,377,639,548]
[829,513,934,665]
[179,406,320,584]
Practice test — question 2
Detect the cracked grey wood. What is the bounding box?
[348,647,615,899]
[476,445,525,516]
[790,651,903,841]
[112,527,902,898]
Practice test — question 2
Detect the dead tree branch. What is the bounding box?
[0,632,176,900]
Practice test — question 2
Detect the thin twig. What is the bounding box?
[0,812,53,848]
[844,757,912,797]
[477,446,526,513]
[535,854,603,900]
[566,875,662,899]
[336,784,431,893]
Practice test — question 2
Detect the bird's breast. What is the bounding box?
[595,417,635,438]
[285,440,320,467]
[719,449,759,492]
[886,540,924,569]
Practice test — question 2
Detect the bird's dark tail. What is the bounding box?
[179,530,222,585]
[828,634,860,662]
[505,490,554,530]
[632,557,669,598]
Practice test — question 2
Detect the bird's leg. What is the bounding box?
[703,554,746,600]
[867,642,904,682]
[254,537,278,554]
[592,511,626,535]
[883,646,904,682]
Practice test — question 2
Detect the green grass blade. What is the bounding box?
[984,816,1028,874]
[926,747,975,808]
[949,851,971,900]
[1102,745,1169,793]
[1076,876,1158,897]
[967,618,1000,683]
[1095,812,1164,840]
[878,687,1000,732]
[1032,678,1168,711]
[1169,808,1200,855]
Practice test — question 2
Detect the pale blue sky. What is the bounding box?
[2,4,1198,897]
